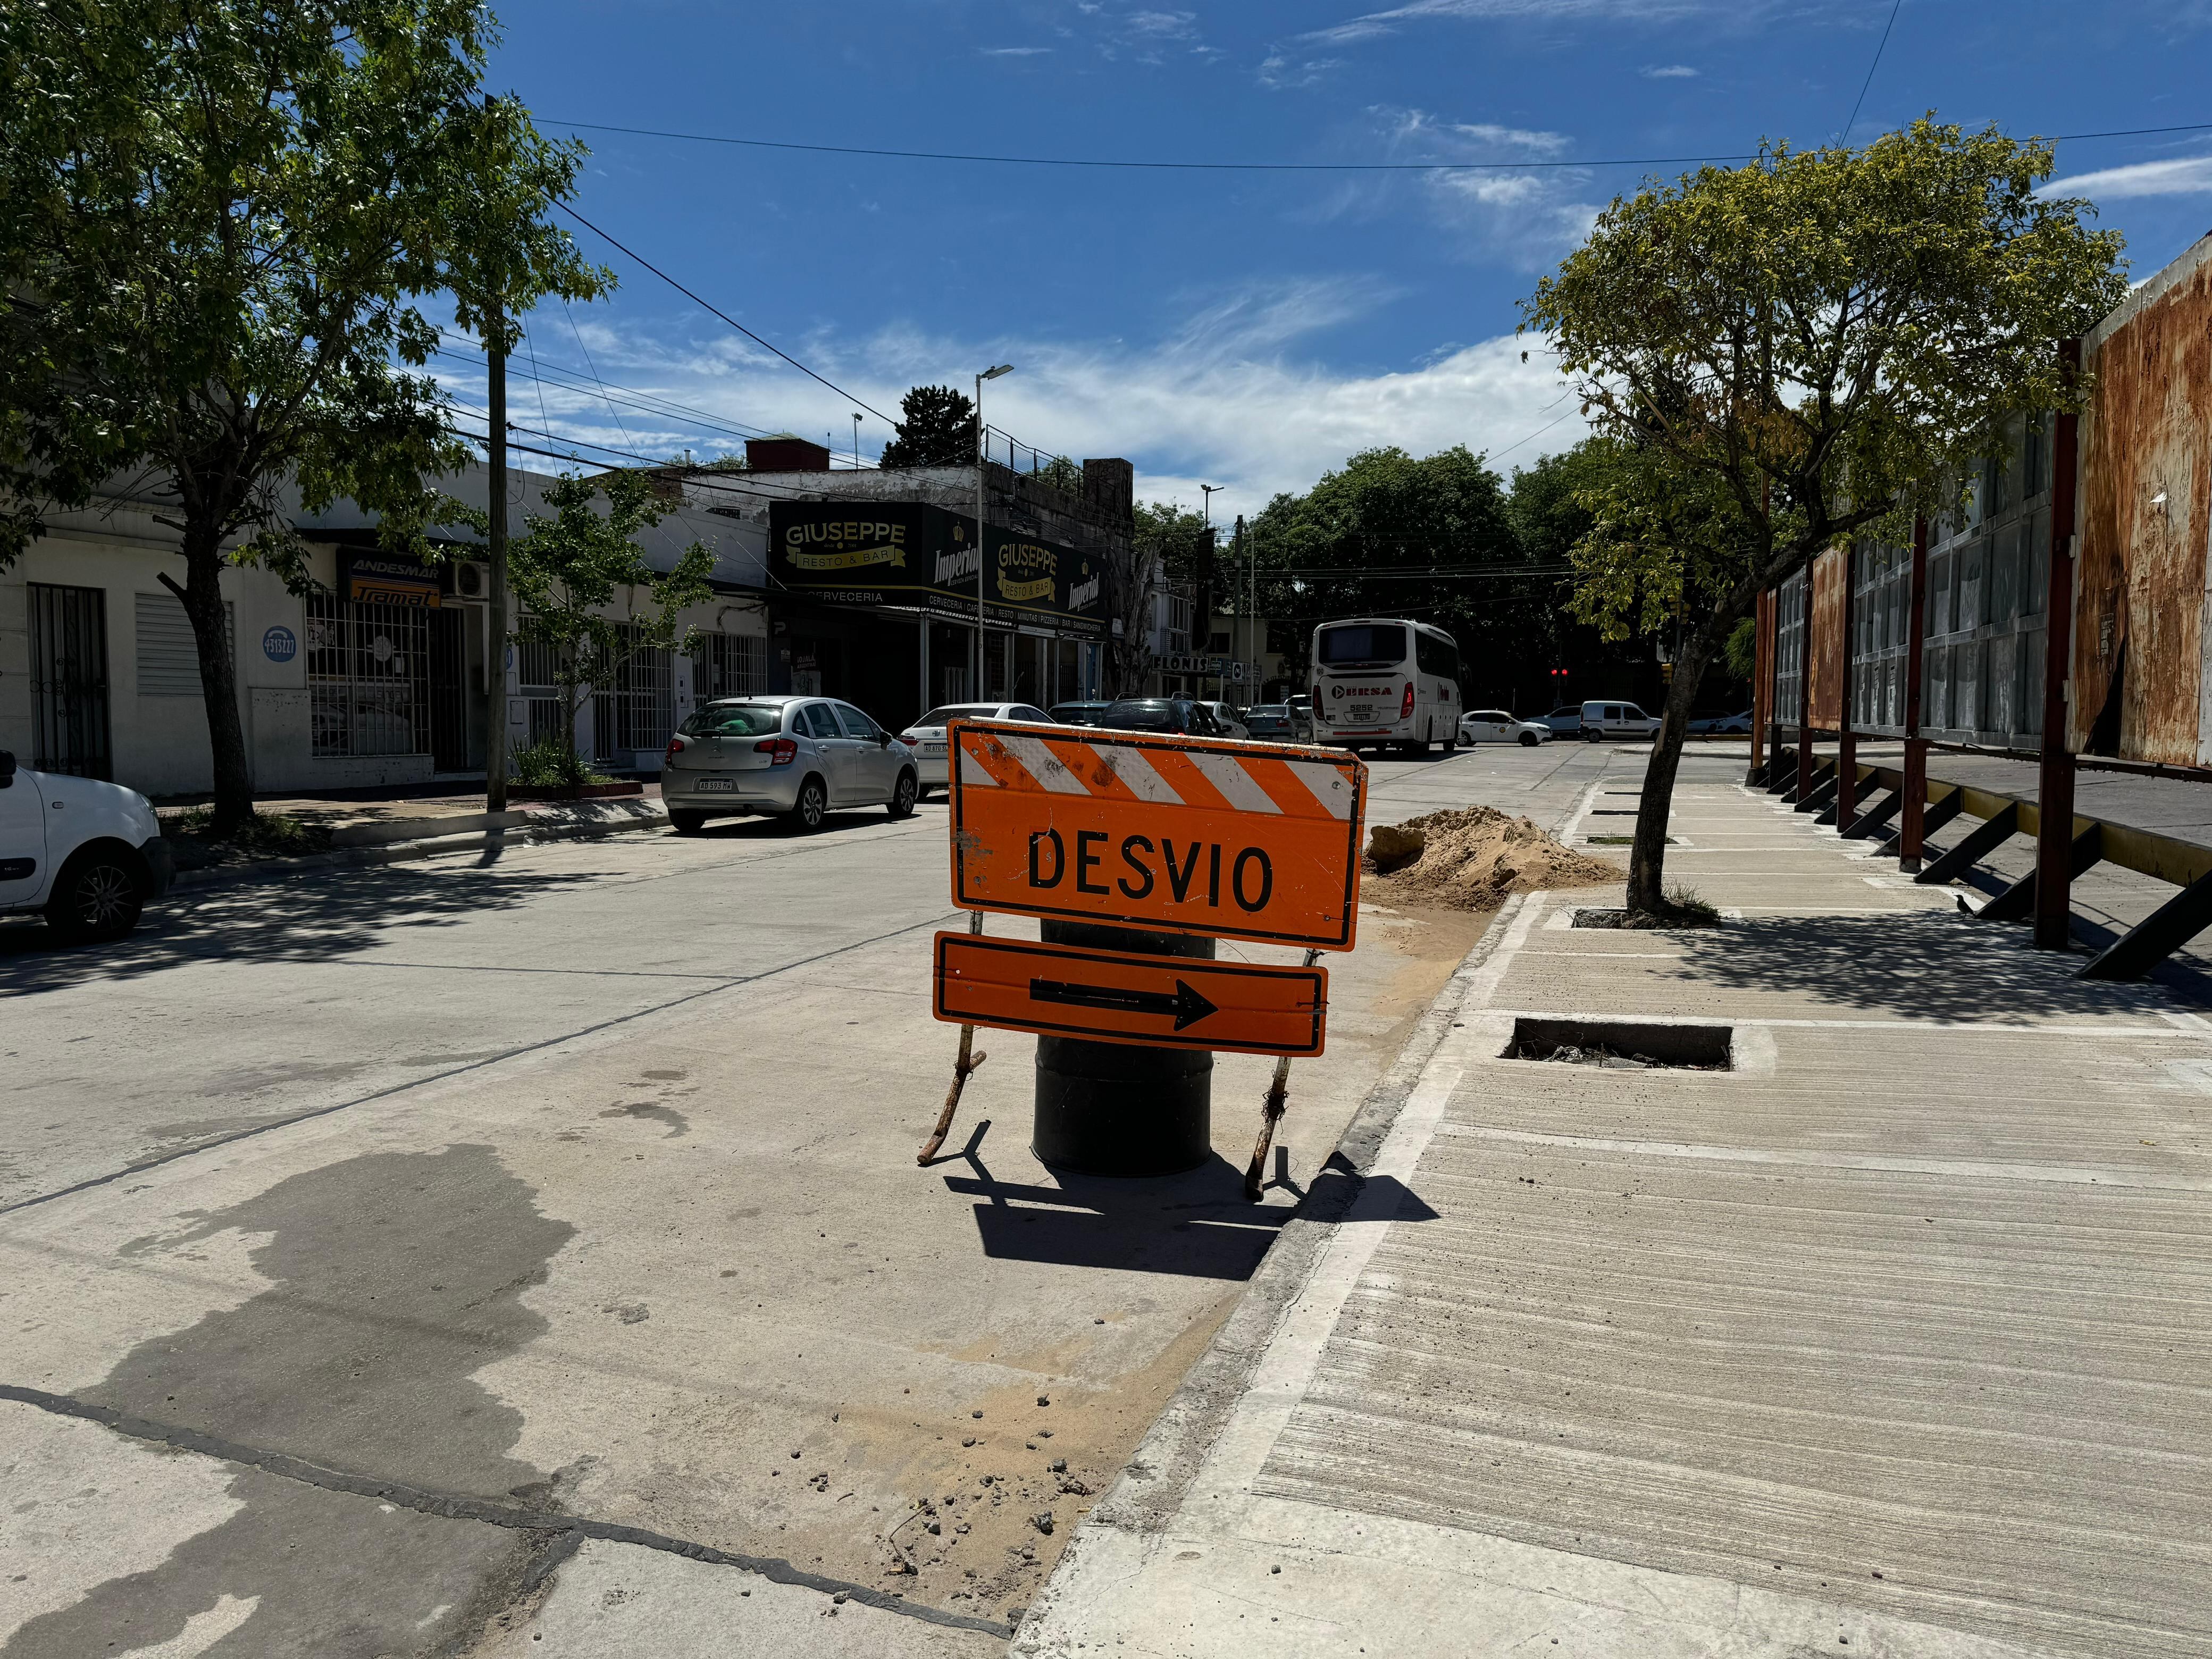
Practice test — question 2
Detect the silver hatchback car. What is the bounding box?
[661,696,919,833]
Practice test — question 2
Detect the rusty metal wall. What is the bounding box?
[2074,232,2212,764]
[1807,546,1847,731]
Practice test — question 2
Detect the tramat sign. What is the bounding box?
[768,500,1106,638]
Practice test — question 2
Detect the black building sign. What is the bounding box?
[769,501,1106,639]
[340,550,442,608]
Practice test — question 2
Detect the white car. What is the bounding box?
[1,750,173,941]
[663,696,919,833]
[1197,701,1251,741]
[1580,699,1664,741]
[896,701,1054,795]
[1458,709,1553,747]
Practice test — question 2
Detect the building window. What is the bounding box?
[307,592,429,757]
[30,583,111,779]
[593,625,675,760]
[692,631,768,701]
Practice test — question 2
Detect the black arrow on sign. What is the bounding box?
[1029,975,1220,1032]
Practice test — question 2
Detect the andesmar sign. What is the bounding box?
[769,501,1107,638]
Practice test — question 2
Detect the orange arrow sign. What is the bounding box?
[933,932,1328,1057]
[948,719,1367,950]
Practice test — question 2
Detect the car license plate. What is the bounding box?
[924,743,945,755]
[1346,705,1374,723]
[694,777,736,792]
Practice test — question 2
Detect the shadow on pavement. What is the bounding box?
[0,859,605,995]
[942,1119,1436,1281]
[1671,911,2178,1020]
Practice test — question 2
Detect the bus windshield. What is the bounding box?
[1317,624,1408,667]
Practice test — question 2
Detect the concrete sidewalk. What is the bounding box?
[1018,750,2212,1658]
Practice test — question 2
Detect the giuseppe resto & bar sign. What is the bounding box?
[767,500,1106,638]
[947,718,1367,951]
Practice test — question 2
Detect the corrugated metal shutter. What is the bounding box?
[135,592,233,696]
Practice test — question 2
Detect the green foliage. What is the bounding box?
[0,0,606,826]
[1526,119,2129,646]
[508,735,606,788]
[1722,617,1758,683]
[164,807,331,856]
[1026,454,1084,495]
[1246,446,1531,678]
[1134,501,1214,581]
[878,385,977,468]
[484,471,715,758]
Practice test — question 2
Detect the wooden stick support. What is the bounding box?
[1242,949,1321,1202]
[919,913,988,1164]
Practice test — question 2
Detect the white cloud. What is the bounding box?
[980,45,1053,56]
[1301,0,1704,46]
[1256,52,1345,89]
[1125,9,1199,37]
[476,286,1585,522]
[1356,108,1599,267]
[1641,62,1698,77]
[2041,155,2212,200]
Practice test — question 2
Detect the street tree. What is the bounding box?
[0,0,594,832]
[491,472,714,778]
[877,386,978,468]
[1524,118,2127,917]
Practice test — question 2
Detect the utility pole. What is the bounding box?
[974,364,1014,699]
[485,333,509,811]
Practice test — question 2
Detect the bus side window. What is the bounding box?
[1414,629,1460,684]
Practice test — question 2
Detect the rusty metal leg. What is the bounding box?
[1243,949,1321,1203]
[918,914,990,1164]
[1898,739,1929,872]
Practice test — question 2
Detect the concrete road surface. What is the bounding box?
[0,743,1601,1657]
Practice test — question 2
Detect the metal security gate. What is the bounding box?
[307,593,431,757]
[591,625,674,762]
[429,607,470,772]
[29,583,112,778]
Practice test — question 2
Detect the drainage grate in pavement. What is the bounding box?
[1503,1016,1732,1070]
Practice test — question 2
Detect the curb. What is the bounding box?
[1011,891,1530,1655]
[167,803,672,895]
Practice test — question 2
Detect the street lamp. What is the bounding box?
[975,363,1015,697]
[852,412,862,471]
[1198,485,1221,696]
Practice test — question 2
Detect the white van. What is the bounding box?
[1579,700,1663,742]
[1,751,173,940]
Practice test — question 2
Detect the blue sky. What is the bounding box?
[457,1,2212,521]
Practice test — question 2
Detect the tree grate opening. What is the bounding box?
[1503,1017,1732,1070]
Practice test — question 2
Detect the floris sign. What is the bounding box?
[947,719,1368,950]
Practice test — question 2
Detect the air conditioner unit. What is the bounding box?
[455,561,488,599]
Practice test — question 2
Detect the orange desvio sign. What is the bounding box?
[933,931,1328,1057]
[948,720,1368,950]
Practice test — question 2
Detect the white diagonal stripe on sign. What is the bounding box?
[1287,760,1354,819]
[1187,751,1281,815]
[996,732,1092,794]
[1099,745,1183,805]
[959,747,1002,786]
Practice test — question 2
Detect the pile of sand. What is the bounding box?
[1365,806,1622,910]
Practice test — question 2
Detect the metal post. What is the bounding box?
[2035,343,2084,951]
[485,338,509,812]
[1899,515,1930,871]
[975,375,987,698]
[1749,587,1772,782]
[1796,563,1815,802]
[918,613,929,725]
[1836,541,1858,826]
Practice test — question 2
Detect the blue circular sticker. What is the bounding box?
[262,624,298,664]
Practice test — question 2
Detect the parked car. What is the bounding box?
[1,750,173,942]
[1458,709,1553,747]
[662,696,919,833]
[1541,703,1583,737]
[1284,693,1315,740]
[1093,698,1228,736]
[1242,703,1299,741]
[1049,700,1112,727]
[1687,709,1753,735]
[894,701,1054,797]
[1579,699,1663,741]
[1197,700,1250,740]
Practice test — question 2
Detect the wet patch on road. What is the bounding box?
[5,1145,577,1657]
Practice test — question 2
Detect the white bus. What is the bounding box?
[1309,617,1462,754]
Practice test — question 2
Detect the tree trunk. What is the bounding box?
[163,528,254,834]
[1625,620,1727,916]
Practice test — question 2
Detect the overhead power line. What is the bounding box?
[551,201,896,425]
[540,117,2212,175]
[1841,0,1907,142]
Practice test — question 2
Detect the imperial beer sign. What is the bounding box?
[768,500,1105,638]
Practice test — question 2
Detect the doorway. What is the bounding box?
[29,583,112,778]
